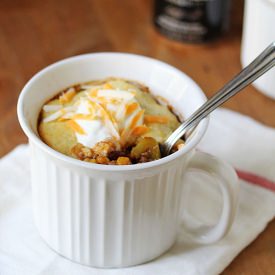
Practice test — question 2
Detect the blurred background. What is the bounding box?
[1,0,275,158]
[1,0,275,156]
[0,1,274,273]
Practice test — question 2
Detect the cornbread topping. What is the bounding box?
[38,78,183,164]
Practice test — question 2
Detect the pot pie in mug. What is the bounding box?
[38,78,184,165]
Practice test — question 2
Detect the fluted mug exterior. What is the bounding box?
[18,53,238,268]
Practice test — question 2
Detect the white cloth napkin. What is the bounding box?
[0,108,274,275]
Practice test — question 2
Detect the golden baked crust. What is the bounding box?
[38,78,182,164]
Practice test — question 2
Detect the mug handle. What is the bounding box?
[181,150,239,244]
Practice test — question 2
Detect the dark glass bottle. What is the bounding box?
[153,0,231,43]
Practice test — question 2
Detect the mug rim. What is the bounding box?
[17,52,209,172]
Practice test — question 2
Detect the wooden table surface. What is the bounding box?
[0,0,274,274]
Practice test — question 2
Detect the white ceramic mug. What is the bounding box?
[241,0,275,98]
[17,53,238,268]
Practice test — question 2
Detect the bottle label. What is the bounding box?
[166,0,214,7]
[154,0,229,42]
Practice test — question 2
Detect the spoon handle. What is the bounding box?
[164,42,275,155]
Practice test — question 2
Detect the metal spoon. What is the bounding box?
[161,42,275,156]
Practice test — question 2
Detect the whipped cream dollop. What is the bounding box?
[42,85,147,148]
